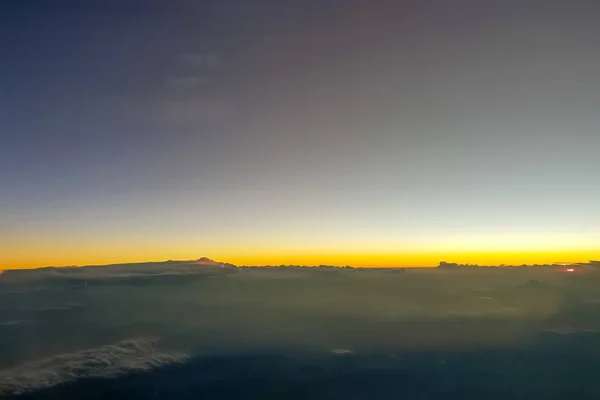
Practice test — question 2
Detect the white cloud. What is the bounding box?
[0,337,188,395]
[331,349,353,355]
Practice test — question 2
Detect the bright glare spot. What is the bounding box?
[566,268,575,272]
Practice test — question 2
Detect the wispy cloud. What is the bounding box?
[154,51,231,127]
[0,337,188,395]
[178,53,222,69]
[164,75,212,91]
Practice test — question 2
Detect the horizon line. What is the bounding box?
[3,257,599,271]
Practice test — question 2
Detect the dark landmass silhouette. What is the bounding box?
[3,258,600,281]
[0,258,235,283]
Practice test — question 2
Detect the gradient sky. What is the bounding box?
[2,0,600,269]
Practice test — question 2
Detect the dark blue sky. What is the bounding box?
[2,1,600,268]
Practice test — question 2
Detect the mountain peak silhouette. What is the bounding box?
[195,257,221,265]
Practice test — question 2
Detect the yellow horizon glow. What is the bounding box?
[3,249,599,270]
[2,231,598,270]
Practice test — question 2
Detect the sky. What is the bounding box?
[2,0,600,269]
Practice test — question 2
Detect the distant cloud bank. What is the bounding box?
[0,258,237,284]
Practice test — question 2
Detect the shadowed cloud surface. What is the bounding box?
[2,261,600,398]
